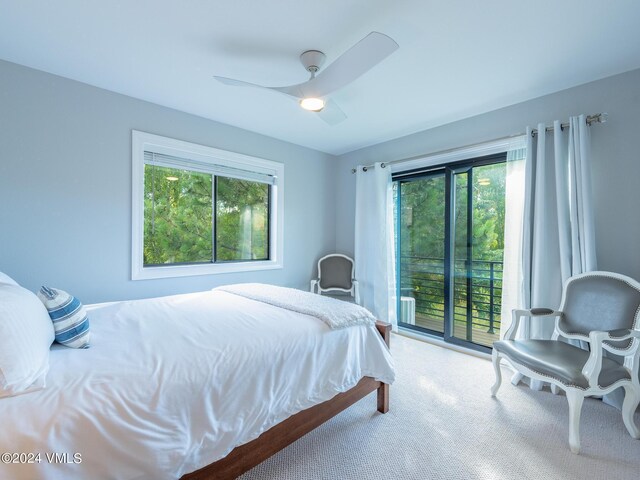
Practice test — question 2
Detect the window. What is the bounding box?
[132,131,284,280]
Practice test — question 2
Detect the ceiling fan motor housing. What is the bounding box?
[300,50,326,74]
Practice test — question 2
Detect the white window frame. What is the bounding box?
[131,131,284,280]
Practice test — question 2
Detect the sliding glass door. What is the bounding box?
[395,154,506,351]
[395,173,447,334]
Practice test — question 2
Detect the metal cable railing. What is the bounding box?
[399,255,503,342]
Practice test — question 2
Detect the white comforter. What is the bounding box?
[215,283,376,329]
[0,288,395,480]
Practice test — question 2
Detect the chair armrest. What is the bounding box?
[604,329,640,341]
[504,308,562,340]
[582,329,640,389]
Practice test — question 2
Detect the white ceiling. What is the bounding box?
[1,1,639,155]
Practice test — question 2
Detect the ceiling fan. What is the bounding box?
[214,32,399,125]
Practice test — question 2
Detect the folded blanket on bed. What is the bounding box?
[215,283,376,329]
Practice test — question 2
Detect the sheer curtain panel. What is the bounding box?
[354,163,397,329]
[499,139,527,340]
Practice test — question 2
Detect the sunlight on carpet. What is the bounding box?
[241,333,640,480]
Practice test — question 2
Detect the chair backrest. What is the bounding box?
[318,254,354,290]
[557,272,640,348]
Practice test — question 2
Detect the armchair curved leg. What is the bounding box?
[621,385,640,439]
[566,389,584,454]
[490,349,502,397]
[550,384,560,395]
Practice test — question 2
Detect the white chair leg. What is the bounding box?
[621,385,640,439]
[490,349,502,397]
[550,384,560,395]
[511,372,524,386]
[529,379,545,391]
[566,389,584,454]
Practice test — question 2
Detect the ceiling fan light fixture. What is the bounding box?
[299,97,325,112]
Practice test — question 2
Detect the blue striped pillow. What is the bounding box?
[37,286,90,349]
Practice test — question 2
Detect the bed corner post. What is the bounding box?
[374,320,392,348]
[374,320,391,413]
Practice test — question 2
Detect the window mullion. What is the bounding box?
[212,175,217,264]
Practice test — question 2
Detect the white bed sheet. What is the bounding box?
[0,289,395,480]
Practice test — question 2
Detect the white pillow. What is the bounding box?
[0,271,19,286]
[0,284,55,398]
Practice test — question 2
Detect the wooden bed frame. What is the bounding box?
[182,320,392,480]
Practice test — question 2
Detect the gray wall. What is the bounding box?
[335,68,640,281]
[2,59,638,305]
[0,60,337,303]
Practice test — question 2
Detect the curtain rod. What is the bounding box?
[351,112,607,174]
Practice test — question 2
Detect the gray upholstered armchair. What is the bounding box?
[491,271,640,454]
[310,254,360,304]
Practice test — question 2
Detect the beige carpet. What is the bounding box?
[241,333,640,480]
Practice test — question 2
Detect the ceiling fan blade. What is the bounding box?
[214,76,300,99]
[214,76,262,88]
[215,76,343,123]
[316,99,347,126]
[295,32,398,98]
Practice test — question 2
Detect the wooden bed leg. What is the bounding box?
[374,320,391,414]
[377,383,389,413]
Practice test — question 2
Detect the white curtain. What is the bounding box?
[501,115,597,390]
[526,122,565,342]
[499,140,527,339]
[564,115,597,276]
[354,163,397,329]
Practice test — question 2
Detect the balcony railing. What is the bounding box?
[399,255,503,346]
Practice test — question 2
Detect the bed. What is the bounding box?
[0,282,394,480]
